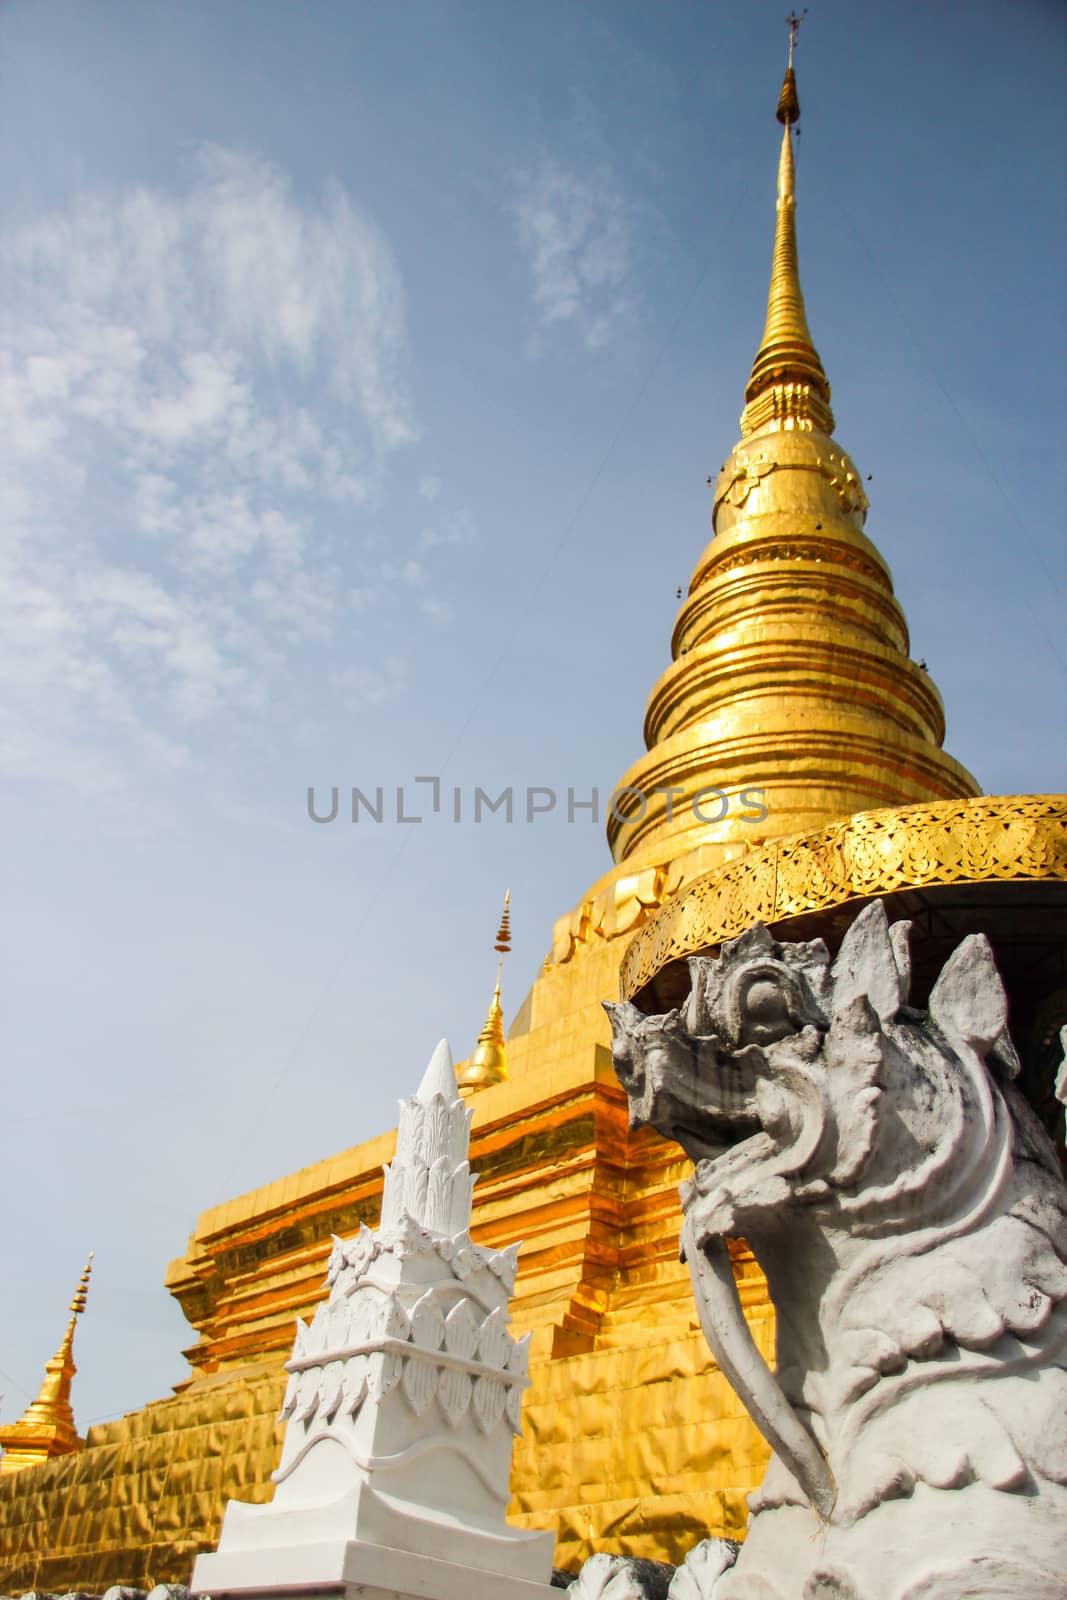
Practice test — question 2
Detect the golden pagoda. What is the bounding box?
[0,32,1063,1594]
[0,1256,93,1478]
[458,890,513,1091]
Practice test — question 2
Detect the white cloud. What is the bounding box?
[419,595,453,624]
[0,146,424,791]
[417,509,477,555]
[511,156,633,350]
[332,655,407,707]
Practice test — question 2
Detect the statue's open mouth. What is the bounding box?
[624,1034,767,1167]
[667,1102,763,1166]
[605,996,837,1519]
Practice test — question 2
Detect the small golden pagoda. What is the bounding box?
[0,32,1063,1594]
[0,1256,93,1478]
[458,890,513,1091]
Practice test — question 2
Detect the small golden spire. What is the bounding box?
[70,1253,93,1318]
[776,9,803,123]
[0,1254,93,1476]
[741,16,834,438]
[458,891,511,1091]
[494,888,512,955]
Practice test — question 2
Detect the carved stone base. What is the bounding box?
[192,1531,557,1600]
[712,1483,1067,1600]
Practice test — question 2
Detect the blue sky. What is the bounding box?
[0,1,1063,1431]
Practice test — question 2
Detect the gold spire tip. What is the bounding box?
[777,11,804,123]
[740,9,834,438]
[70,1253,94,1319]
[494,888,512,955]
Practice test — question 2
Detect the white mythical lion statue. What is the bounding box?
[605,903,1067,1600]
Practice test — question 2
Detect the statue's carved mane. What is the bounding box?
[606,904,1067,1599]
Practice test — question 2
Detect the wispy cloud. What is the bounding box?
[331,655,407,707]
[0,147,423,792]
[511,156,633,351]
[416,508,476,555]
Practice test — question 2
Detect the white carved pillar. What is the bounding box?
[191,1040,556,1600]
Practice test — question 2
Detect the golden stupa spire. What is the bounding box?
[0,1254,93,1476]
[599,20,978,877]
[741,12,834,437]
[457,891,511,1092]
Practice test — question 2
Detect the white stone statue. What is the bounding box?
[192,1039,555,1600]
[605,904,1067,1600]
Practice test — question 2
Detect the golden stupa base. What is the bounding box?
[0,1021,772,1584]
[0,1371,283,1591]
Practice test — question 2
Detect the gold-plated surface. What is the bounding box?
[458,976,509,1089]
[776,67,799,126]
[0,1370,286,1590]
[0,1256,93,1477]
[458,888,512,1090]
[741,115,833,437]
[619,796,1067,1001]
[749,20,826,433]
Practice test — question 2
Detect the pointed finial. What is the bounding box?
[70,1252,94,1319]
[381,1042,474,1234]
[741,18,834,438]
[0,1255,94,1475]
[415,1038,458,1104]
[458,891,513,1091]
[777,10,804,123]
[494,889,512,955]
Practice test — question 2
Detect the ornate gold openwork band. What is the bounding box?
[619,795,1067,1000]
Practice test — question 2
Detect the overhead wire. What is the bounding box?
[831,195,1064,681]
[252,239,723,1122]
